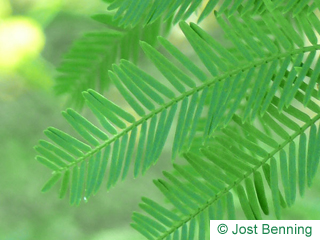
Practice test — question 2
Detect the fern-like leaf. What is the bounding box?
[133,93,320,239]
[55,13,171,108]
[106,0,320,27]
[36,5,320,205]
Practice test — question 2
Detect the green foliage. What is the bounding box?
[36,1,320,239]
[55,12,171,108]
[106,0,320,27]
[134,96,320,238]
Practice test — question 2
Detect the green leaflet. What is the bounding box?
[245,178,262,219]
[307,124,317,187]
[280,150,291,206]
[62,111,101,146]
[140,41,196,89]
[260,56,291,115]
[134,122,147,178]
[113,64,156,111]
[237,184,255,220]
[180,22,220,76]
[158,36,207,82]
[36,156,61,171]
[59,170,70,199]
[181,223,188,240]
[35,146,69,168]
[44,128,84,157]
[121,128,137,181]
[312,127,320,180]
[204,81,222,140]
[186,88,208,150]
[38,140,75,163]
[120,59,176,99]
[45,127,91,152]
[172,97,188,160]
[107,139,120,189]
[86,153,102,198]
[86,89,135,123]
[41,173,62,193]
[253,171,269,215]
[75,161,86,205]
[289,142,297,204]
[153,104,178,162]
[226,192,236,220]
[119,62,165,105]
[108,71,146,116]
[114,133,129,183]
[304,57,320,105]
[285,51,317,107]
[270,158,281,219]
[139,203,172,228]
[163,171,206,205]
[70,165,79,206]
[94,146,111,194]
[178,93,198,153]
[198,211,207,239]
[132,212,165,238]
[250,60,279,122]
[85,101,118,135]
[66,109,111,139]
[142,115,158,173]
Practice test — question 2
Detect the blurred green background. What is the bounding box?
[0,0,319,239]
[0,1,171,239]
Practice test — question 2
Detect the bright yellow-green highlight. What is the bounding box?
[0,0,11,18]
[0,17,45,71]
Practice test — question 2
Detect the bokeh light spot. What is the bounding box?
[0,17,45,71]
